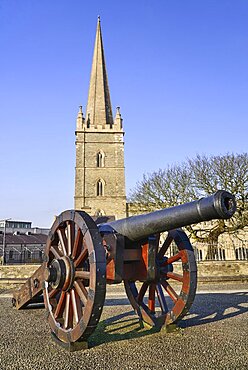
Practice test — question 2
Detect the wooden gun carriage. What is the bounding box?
[12,190,236,350]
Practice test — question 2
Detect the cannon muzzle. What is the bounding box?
[102,190,236,241]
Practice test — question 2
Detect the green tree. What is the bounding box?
[129,153,248,258]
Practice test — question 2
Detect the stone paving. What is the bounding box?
[0,282,247,369]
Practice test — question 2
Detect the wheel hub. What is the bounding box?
[157,256,173,280]
[44,256,75,291]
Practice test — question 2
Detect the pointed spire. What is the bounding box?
[85,17,113,128]
[76,105,85,130]
[114,106,123,130]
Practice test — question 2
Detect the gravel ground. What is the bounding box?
[0,282,247,370]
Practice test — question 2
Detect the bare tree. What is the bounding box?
[129,153,248,258]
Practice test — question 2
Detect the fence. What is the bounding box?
[164,240,248,262]
[193,244,248,261]
[1,242,248,264]
[0,247,44,265]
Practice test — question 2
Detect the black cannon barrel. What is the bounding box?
[103,190,236,241]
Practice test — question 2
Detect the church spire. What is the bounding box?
[86,17,113,128]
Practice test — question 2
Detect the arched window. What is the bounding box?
[96,179,104,196]
[96,151,105,168]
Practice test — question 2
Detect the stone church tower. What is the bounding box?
[74,18,126,219]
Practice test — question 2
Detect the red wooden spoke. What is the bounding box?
[75,270,90,280]
[158,234,173,258]
[72,228,83,259]
[71,288,82,324]
[166,272,184,282]
[57,228,68,256]
[66,221,75,256]
[73,280,88,307]
[48,287,59,299]
[50,245,63,259]
[75,290,83,321]
[148,284,156,312]
[74,248,88,268]
[64,292,73,329]
[161,281,178,303]
[49,298,57,311]
[155,283,168,313]
[165,251,182,265]
[137,282,149,304]
[54,291,66,319]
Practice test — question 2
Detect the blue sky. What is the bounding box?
[0,0,247,226]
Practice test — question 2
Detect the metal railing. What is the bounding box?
[0,248,44,265]
[164,240,248,262]
[0,243,248,264]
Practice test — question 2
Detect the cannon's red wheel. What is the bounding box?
[43,210,106,344]
[124,229,197,327]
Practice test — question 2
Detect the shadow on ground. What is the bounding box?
[89,291,248,347]
[180,291,248,328]
[88,311,162,347]
[5,290,247,348]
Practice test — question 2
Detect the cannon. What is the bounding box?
[12,190,236,350]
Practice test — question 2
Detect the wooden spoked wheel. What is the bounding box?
[124,229,197,327]
[43,210,106,344]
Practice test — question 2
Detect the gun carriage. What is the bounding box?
[12,190,236,350]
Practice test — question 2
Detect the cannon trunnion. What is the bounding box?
[12,191,236,351]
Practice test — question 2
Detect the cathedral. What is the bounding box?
[74,18,126,219]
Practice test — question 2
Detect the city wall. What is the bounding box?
[0,261,247,288]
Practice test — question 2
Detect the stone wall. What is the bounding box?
[0,265,38,279]
[196,260,248,281]
[171,260,248,282]
[0,265,38,288]
[0,261,247,288]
